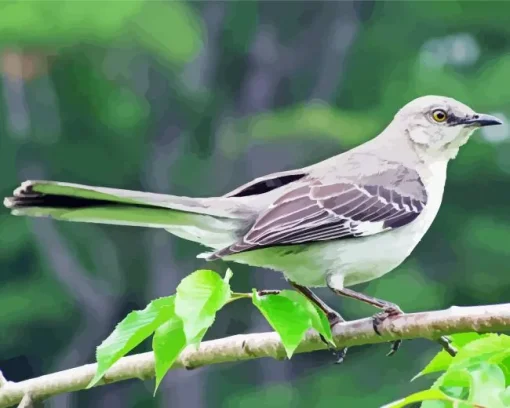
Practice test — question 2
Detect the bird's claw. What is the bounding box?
[372,304,404,335]
[386,339,402,356]
[372,304,404,356]
[333,347,348,364]
[371,306,456,357]
[326,311,344,327]
[318,311,348,364]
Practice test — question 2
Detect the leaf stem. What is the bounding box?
[227,292,252,303]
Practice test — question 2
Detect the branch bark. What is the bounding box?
[2,303,510,408]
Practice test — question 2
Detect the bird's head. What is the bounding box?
[394,95,502,160]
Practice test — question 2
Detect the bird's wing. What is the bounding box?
[209,167,427,259]
[223,169,308,198]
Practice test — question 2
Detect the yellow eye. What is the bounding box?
[432,109,448,123]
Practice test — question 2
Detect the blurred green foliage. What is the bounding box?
[1,0,510,407]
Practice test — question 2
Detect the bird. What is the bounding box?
[4,95,502,359]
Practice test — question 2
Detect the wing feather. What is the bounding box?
[208,169,427,260]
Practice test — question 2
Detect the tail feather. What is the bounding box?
[6,180,249,217]
[6,192,125,210]
[4,180,251,249]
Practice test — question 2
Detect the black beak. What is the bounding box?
[460,113,503,127]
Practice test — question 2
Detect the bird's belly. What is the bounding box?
[335,223,428,287]
[226,231,421,288]
[327,191,443,287]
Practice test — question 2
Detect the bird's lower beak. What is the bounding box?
[461,113,503,127]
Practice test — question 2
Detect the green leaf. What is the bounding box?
[438,369,471,389]
[413,333,487,381]
[88,296,175,388]
[419,401,449,408]
[467,363,506,408]
[394,337,510,408]
[429,336,510,393]
[440,386,468,400]
[498,386,510,406]
[421,336,510,408]
[281,291,334,346]
[449,334,510,372]
[499,359,510,394]
[252,290,311,359]
[175,270,231,344]
[381,389,456,408]
[251,289,334,358]
[153,316,187,392]
[424,334,510,391]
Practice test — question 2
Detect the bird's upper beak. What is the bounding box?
[459,113,503,127]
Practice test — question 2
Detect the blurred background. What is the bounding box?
[1,1,509,407]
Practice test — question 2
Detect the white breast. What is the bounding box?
[324,159,448,288]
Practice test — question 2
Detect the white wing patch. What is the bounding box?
[352,220,386,236]
[208,176,427,260]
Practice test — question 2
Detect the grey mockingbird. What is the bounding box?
[4,95,502,358]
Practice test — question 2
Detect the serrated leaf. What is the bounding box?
[424,334,510,389]
[426,336,510,407]
[175,270,231,344]
[450,335,510,372]
[413,333,487,381]
[467,363,506,408]
[281,291,334,346]
[252,290,317,359]
[88,296,175,388]
[153,316,187,392]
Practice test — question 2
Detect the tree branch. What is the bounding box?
[1,303,510,408]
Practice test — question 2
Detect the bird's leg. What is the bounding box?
[327,286,456,357]
[289,282,345,325]
[288,281,347,364]
[327,286,404,355]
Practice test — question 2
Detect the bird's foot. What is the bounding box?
[333,346,348,364]
[372,304,404,335]
[371,305,457,357]
[319,310,348,364]
[372,304,404,356]
[326,310,344,327]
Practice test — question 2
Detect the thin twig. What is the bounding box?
[17,395,33,408]
[0,303,509,408]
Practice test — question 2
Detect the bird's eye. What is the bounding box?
[432,109,448,123]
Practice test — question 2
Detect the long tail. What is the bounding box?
[4,180,252,249]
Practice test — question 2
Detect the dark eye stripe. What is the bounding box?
[446,113,465,126]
